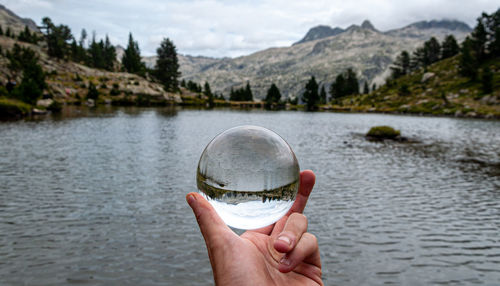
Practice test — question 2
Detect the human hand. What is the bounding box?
[186,170,322,286]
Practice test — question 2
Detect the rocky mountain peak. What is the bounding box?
[406,19,471,31]
[0,4,39,33]
[361,20,376,31]
[293,25,344,45]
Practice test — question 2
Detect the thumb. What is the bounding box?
[186,192,233,246]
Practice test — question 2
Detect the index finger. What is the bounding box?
[287,170,316,215]
[248,170,316,235]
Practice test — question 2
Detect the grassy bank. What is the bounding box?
[0,97,31,118]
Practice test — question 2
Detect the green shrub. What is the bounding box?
[110,88,120,96]
[0,86,8,97]
[86,82,99,100]
[398,83,410,96]
[367,126,401,139]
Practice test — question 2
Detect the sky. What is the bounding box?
[2,0,499,58]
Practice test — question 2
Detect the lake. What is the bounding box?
[1,107,499,285]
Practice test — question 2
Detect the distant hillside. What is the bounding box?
[333,56,500,118]
[0,5,39,34]
[173,20,471,100]
[0,5,184,112]
[0,36,181,107]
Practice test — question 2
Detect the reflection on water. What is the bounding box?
[0,107,499,285]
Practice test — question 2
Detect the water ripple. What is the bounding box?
[1,108,500,285]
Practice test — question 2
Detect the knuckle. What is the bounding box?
[290,212,307,222]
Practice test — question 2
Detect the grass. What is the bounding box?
[0,97,32,118]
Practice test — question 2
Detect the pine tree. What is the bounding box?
[345,68,359,95]
[122,32,145,76]
[330,73,346,99]
[5,27,11,37]
[245,82,253,101]
[79,29,87,48]
[42,17,73,59]
[425,37,441,65]
[302,76,319,111]
[229,84,252,101]
[391,50,410,79]
[441,35,459,59]
[372,83,377,92]
[187,80,199,92]
[319,85,327,104]
[0,25,3,36]
[70,39,79,61]
[103,35,116,71]
[18,26,33,43]
[410,47,425,70]
[203,82,214,108]
[486,9,500,57]
[264,83,281,108]
[203,82,212,97]
[363,81,370,94]
[229,87,235,100]
[88,33,105,69]
[154,38,180,91]
[481,66,493,94]
[471,19,488,61]
[459,37,477,80]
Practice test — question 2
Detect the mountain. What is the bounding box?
[0,4,39,34]
[294,25,345,45]
[385,20,471,38]
[176,20,471,100]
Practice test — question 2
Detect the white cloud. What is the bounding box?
[2,0,499,58]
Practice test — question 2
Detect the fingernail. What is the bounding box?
[280,256,291,266]
[186,194,196,205]
[277,235,292,246]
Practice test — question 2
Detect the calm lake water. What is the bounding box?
[1,107,499,285]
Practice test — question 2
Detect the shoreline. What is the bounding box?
[2,103,499,121]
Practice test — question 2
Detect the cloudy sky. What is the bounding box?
[3,0,499,58]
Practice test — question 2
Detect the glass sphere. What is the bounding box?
[197,125,300,230]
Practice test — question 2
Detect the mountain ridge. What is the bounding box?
[0,4,39,33]
[176,19,471,100]
[294,19,471,46]
[0,4,473,101]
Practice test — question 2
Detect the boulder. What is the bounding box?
[421,72,435,83]
[36,98,54,108]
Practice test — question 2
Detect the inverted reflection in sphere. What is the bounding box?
[196,125,300,230]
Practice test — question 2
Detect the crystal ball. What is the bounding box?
[196,125,300,230]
